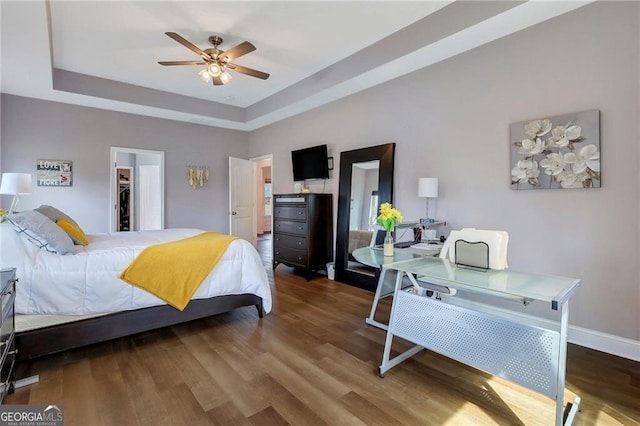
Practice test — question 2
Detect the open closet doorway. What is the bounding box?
[110,147,165,232]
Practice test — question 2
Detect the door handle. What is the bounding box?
[231,211,237,215]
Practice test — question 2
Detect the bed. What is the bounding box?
[0,219,272,360]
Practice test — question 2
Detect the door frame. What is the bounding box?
[228,154,273,244]
[250,154,273,238]
[110,147,165,232]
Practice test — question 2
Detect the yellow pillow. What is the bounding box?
[57,217,88,246]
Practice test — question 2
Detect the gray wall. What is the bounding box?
[248,2,640,341]
[0,95,249,233]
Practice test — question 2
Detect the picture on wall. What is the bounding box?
[37,159,73,187]
[510,109,600,190]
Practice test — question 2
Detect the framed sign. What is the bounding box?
[37,159,73,187]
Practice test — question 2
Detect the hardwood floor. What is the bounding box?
[6,237,640,425]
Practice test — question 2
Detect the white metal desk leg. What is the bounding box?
[556,300,580,425]
[366,267,396,330]
[378,269,402,377]
[379,271,423,377]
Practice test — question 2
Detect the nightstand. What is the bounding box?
[0,268,16,402]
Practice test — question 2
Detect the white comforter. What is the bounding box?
[0,223,272,315]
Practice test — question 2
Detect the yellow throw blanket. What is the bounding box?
[120,232,238,311]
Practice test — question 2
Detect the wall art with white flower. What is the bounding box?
[510,110,600,190]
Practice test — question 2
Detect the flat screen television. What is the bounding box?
[291,144,329,181]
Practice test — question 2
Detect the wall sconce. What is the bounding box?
[186,166,209,189]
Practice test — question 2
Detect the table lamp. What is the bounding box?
[418,177,438,221]
[0,173,33,214]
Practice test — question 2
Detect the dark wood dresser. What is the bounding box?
[273,193,333,279]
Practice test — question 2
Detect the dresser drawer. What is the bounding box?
[0,284,15,324]
[0,270,15,295]
[274,206,307,220]
[0,296,15,353]
[274,248,307,266]
[274,220,307,235]
[274,234,307,250]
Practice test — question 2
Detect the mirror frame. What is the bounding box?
[335,143,395,291]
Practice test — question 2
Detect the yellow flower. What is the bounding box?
[377,203,403,232]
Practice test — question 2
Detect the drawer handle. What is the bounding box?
[298,212,303,215]
[298,242,302,245]
[298,227,303,230]
[298,257,303,261]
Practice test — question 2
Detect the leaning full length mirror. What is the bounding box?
[346,160,379,275]
[335,143,395,291]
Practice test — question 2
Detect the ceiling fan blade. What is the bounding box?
[158,60,206,66]
[165,32,211,61]
[227,63,269,80]
[211,75,225,86]
[220,41,256,62]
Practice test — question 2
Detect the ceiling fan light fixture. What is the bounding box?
[198,68,211,83]
[220,70,233,84]
[207,62,222,78]
[160,32,269,87]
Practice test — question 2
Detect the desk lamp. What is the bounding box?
[418,177,438,221]
[0,173,33,214]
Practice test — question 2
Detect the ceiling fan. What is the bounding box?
[158,32,269,85]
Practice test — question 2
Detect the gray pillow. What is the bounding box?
[34,205,79,227]
[7,211,75,255]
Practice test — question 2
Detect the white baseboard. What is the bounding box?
[568,325,640,362]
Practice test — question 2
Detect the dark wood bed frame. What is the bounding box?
[15,294,264,360]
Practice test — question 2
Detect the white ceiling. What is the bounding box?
[1,1,592,131]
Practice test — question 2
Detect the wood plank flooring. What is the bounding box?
[6,235,640,425]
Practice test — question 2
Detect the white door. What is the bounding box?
[138,165,162,231]
[229,157,257,246]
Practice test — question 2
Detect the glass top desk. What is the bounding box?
[362,249,582,426]
[388,255,580,309]
[352,246,444,330]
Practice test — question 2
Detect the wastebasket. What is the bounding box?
[327,262,335,280]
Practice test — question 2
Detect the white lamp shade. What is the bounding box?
[418,178,438,198]
[0,173,33,195]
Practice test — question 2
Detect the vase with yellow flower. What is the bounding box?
[377,202,403,256]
